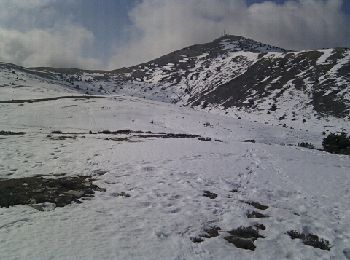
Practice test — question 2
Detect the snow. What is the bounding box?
[265,52,286,59]
[25,43,346,135]
[317,50,350,93]
[220,38,284,53]
[328,50,350,76]
[1,79,350,260]
[0,66,76,100]
[0,37,350,259]
[316,49,334,65]
[179,51,260,101]
[221,39,240,51]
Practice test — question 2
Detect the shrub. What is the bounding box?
[322,133,350,155]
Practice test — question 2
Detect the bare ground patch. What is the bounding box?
[0,176,105,209]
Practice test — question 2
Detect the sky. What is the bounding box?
[0,0,349,70]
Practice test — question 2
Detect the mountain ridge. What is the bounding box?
[1,35,349,132]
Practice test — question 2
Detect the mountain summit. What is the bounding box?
[212,35,286,53]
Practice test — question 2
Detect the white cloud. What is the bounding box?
[0,0,100,69]
[0,0,349,69]
[109,0,350,69]
[0,0,57,28]
[0,0,55,9]
[0,24,100,69]
[246,0,349,50]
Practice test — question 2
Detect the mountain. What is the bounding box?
[4,35,350,132]
[1,36,350,259]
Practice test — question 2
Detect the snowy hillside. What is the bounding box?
[0,62,78,100]
[1,36,350,258]
[1,74,350,259]
[29,35,350,133]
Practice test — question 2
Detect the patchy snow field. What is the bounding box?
[0,83,350,260]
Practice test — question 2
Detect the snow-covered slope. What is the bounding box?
[29,35,350,133]
[0,80,350,259]
[0,62,77,100]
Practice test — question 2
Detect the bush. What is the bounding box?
[322,133,350,155]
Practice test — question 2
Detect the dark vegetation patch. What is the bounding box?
[246,210,269,219]
[312,91,348,118]
[287,230,332,251]
[111,192,131,198]
[49,130,87,135]
[241,200,269,210]
[47,135,77,141]
[322,133,350,155]
[224,226,265,251]
[203,191,218,199]
[0,130,25,136]
[224,236,256,251]
[203,122,213,127]
[0,176,105,208]
[191,237,204,243]
[92,170,108,176]
[135,133,201,139]
[254,224,266,231]
[99,129,142,135]
[198,137,212,142]
[191,226,221,244]
[243,139,256,143]
[228,226,264,239]
[0,95,104,104]
[48,129,211,142]
[104,137,132,142]
[270,104,277,112]
[98,130,203,140]
[201,226,221,238]
[298,142,315,149]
